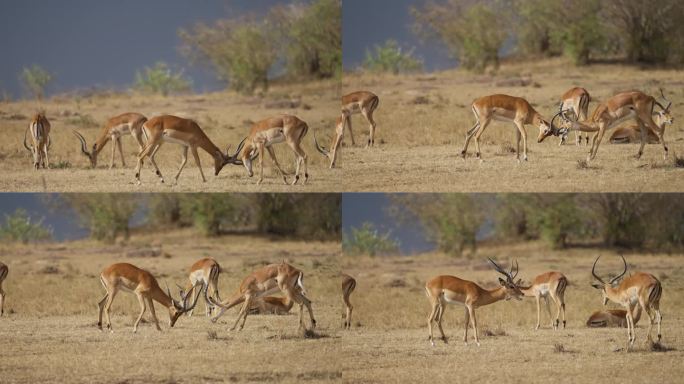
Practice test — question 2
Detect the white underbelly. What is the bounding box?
[162,133,189,146]
[536,284,550,297]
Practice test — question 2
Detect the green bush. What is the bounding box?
[363,40,423,74]
[134,62,191,96]
[180,194,249,236]
[0,209,52,244]
[61,194,138,243]
[19,65,53,100]
[343,222,399,257]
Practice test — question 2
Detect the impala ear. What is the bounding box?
[499,278,506,286]
[591,282,603,289]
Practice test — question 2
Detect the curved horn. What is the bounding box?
[659,88,672,110]
[181,283,204,313]
[609,254,628,285]
[313,130,329,156]
[488,257,513,281]
[224,137,247,165]
[591,256,606,285]
[23,127,32,153]
[72,130,92,158]
[249,149,259,161]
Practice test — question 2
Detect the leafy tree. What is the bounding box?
[342,222,399,257]
[61,194,139,243]
[179,194,249,237]
[529,195,584,249]
[251,194,341,239]
[550,0,605,65]
[0,209,52,244]
[412,1,508,72]
[134,62,191,96]
[363,40,423,74]
[19,65,53,100]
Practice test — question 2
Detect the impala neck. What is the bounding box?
[149,284,174,309]
[196,134,224,161]
[603,284,625,304]
[531,113,544,126]
[477,286,509,306]
[518,285,536,297]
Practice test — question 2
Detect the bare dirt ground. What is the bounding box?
[339,242,684,383]
[0,81,342,192]
[0,230,344,383]
[341,59,684,192]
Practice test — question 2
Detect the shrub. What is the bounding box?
[19,65,53,100]
[0,209,52,244]
[343,222,399,257]
[363,40,423,74]
[134,62,191,96]
[61,194,139,243]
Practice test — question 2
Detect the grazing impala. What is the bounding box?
[341,273,356,329]
[206,262,316,331]
[23,113,51,169]
[546,90,672,161]
[97,263,202,333]
[342,91,379,148]
[517,271,567,330]
[73,112,147,169]
[558,87,591,146]
[426,258,523,346]
[0,262,7,316]
[314,114,345,168]
[228,115,309,185]
[609,107,673,144]
[591,255,663,348]
[184,258,221,317]
[461,94,562,162]
[586,308,642,328]
[134,115,243,185]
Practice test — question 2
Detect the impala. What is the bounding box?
[184,258,221,317]
[73,112,147,169]
[586,308,642,328]
[206,262,316,331]
[23,113,51,169]
[342,91,379,148]
[134,115,243,185]
[0,262,7,316]
[314,114,345,168]
[558,87,591,146]
[547,90,672,161]
[517,271,567,330]
[341,273,356,329]
[426,258,523,346]
[227,115,309,185]
[97,262,202,333]
[248,296,294,315]
[609,108,673,144]
[591,255,663,348]
[461,94,563,162]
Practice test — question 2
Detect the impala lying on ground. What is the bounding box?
[23,113,51,169]
[229,115,309,185]
[97,262,202,332]
[586,308,642,328]
[206,262,316,331]
[558,87,591,146]
[185,258,221,317]
[314,114,345,168]
[342,91,379,148]
[341,273,356,329]
[134,115,243,185]
[0,262,7,316]
[591,255,662,348]
[547,90,672,161]
[426,258,523,346]
[73,112,147,169]
[609,106,673,144]
[461,94,563,162]
[248,295,294,315]
[518,271,567,330]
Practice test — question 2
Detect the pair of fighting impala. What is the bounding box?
[93,259,357,333]
[427,255,662,350]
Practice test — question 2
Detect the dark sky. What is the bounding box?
[0,0,289,97]
[342,0,453,72]
[342,193,434,255]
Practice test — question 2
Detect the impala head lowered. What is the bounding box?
[167,282,203,327]
[487,258,523,300]
[72,130,99,167]
[215,137,248,176]
[590,255,628,305]
[224,138,258,177]
[538,110,569,143]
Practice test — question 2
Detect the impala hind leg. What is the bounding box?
[362,108,377,148]
[463,307,470,345]
[110,135,117,169]
[232,294,253,331]
[288,138,309,185]
[97,293,108,330]
[534,294,541,330]
[43,146,50,168]
[0,287,5,316]
[288,287,315,329]
[103,288,119,332]
[427,298,440,346]
[345,114,355,146]
[135,136,160,184]
[257,142,266,185]
[435,302,447,343]
[473,119,492,162]
[174,147,189,185]
[266,146,288,184]
[133,292,147,333]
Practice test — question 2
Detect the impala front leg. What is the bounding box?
[256,142,265,185]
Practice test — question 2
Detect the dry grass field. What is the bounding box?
[339,242,684,383]
[0,229,345,383]
[341,59,684,192]
[0,80,342,192]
